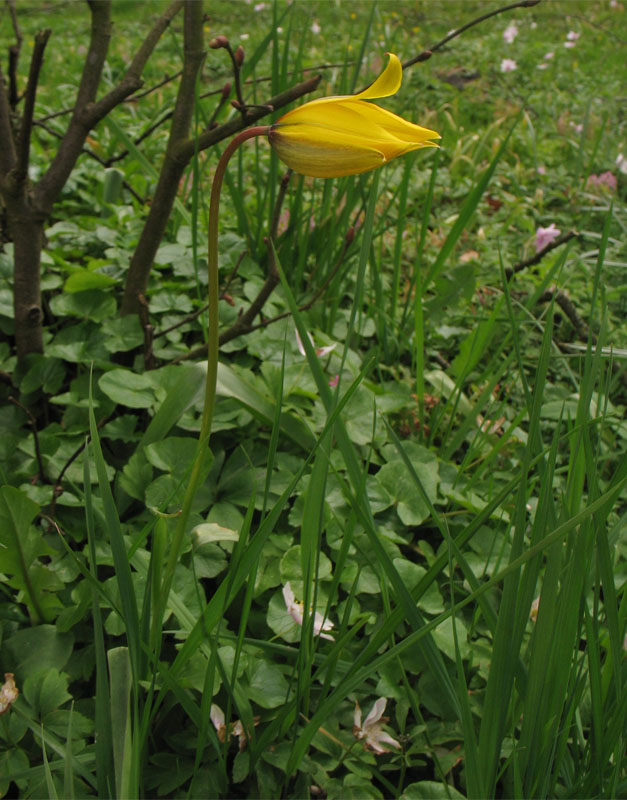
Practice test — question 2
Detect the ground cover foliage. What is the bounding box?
[0,0,626,797]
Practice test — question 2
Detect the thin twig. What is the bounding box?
[100,84,229,167]
[206,82,232,131]
[223,41,246,111]
[106,108,176,165]
[130,68,183,100]
[34,69,185,124]
[8,395,48,483]
[505,230,578,278]
[216,171,291,347]
[538,288,595,344]
[241,222,356,337]
[7,0,22,45]
[7,0,23,107]
[33,60,351,126]
[35,0,182,212]
[403,0,541,68]
[178,74,321,162]
[221,248,248,298]
[49,413,112,516]
[173,216,356,364]
[33,119,146,204]
[154,302,208,340]
[138,293,156,369]
[8,45,20,108]
[153,252,248,342]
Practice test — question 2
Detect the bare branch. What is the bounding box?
[217,172,291,347]
[122,56,322,319]
[120,1,205,316]
[177,74,322,163]
[33,0,112,209]
[14,28,51,183]
[33,118,145,203]
[176,210,357,363]
[404,0,541,68]
[505,230,578,278]
[239,223,356,339]
[130,68,183,101]
[8,46,20,108]
[0,66,17,175]
[85,0,184,124]
[7,0,22,45]
[6,0,23,108]
[76,0,113,112]
[538,287,595,344]
[35,0,182,212]
[225,42,246,111]
[49,412,113,516]
[8,395,49,484]
[33,60,347,128]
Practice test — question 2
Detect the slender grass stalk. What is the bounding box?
[157,125,271,634]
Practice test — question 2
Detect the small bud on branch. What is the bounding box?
[209,35,229,49]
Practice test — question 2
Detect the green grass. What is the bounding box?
[0,1,625,798]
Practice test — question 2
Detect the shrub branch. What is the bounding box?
[404,0,541,67]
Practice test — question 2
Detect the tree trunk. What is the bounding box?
[120,156,188,315]
[120,0,204,316]
[8,190,45,358]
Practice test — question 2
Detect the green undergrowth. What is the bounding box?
[0,1,625,798]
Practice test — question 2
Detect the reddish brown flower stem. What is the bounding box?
[157,125,270,628]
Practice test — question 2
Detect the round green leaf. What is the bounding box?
[99,369,156,408]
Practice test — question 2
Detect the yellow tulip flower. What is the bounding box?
[268,53,440,178]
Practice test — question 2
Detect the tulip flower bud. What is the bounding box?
[209,35,229,49]
[235,45,245,66]
[268,53,440,178]
[221,82,232,99]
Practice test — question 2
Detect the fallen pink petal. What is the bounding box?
[503,23,519,43]
[500,58,517,73]
[535,223,561,253]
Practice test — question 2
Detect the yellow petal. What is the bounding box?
[324,100,440,147]
[269,126,386,178]
[268,52,440,178]
[354,53,403,100]
[278,52,403,118]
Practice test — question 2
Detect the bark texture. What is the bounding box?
[1,0,183,359]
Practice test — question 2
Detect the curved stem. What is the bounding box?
[156,126,271,634]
